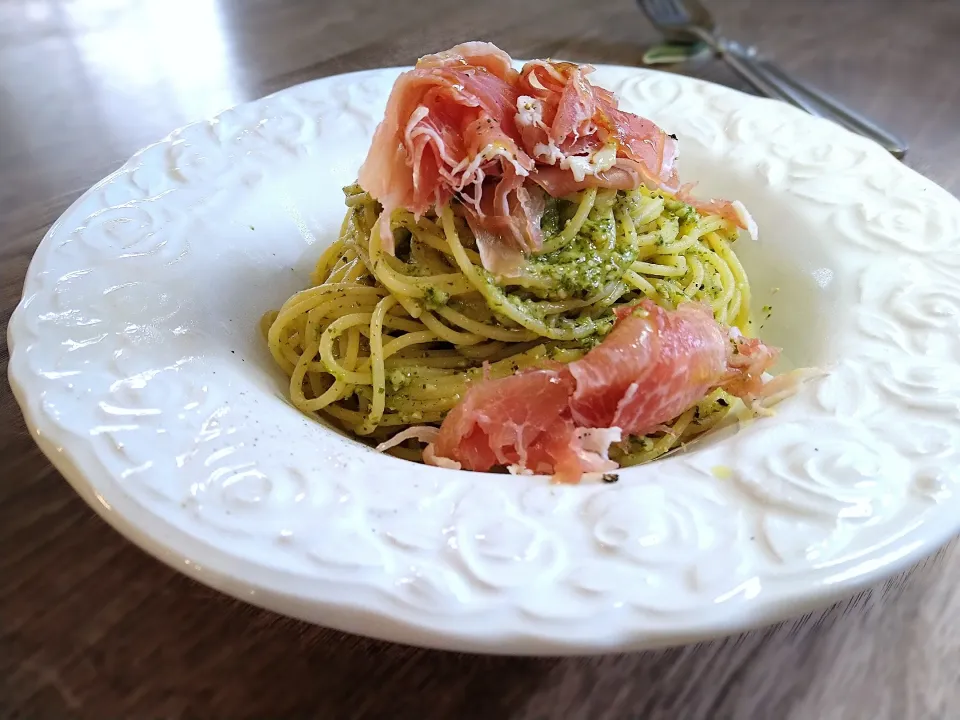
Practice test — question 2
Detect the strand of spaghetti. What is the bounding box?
[540,188,597,253]
[289,338,320,406]
[418,311,485,346]
[343,185,369,206]
[631,257,688,277]
[618,405,697,466]
[312,236,349,284]
[325,257,354,284]
[440,205,599,340]
[266,185,757,461]
[659,254,688,270]
[309,296,381,321]
[712,233,752,332]
[318,325,439,385]
[679,407,731,441]
[356,295,397,434]
[395,382,465,402]
[615,201,639,254]
[632,196,665,226]
[358,200,377,235]
[326,236,365,279]
[532,280,626,317]
[624,269,658,297]
[656,214,679,244]
[726,287,743,331]
[381,330,439,358]
[455,340,508,358]
[434,306,538,342]
[684,255,706,297]
[384,355,474,369]
[272,284,384,330]
[301,373,351,411]
[277,331,306,370]
[410,238,455,275]
[339,325,361,377]
[633,232,663,260]
[318,314,372,384]
[290,336,354,412]
[355,230,424,318]
[409,227,483,265]
[386,344,553,397]
[303,306,327,360]
[381,315,429,333]
[657,227,703,256]
[702,233,737,319]
[267,286,381,372]
[697,216,729,236]
[306,370,326,401]
[385,393,464,414]
[368,221,474,298]
[260,310,278,338]
[344,257,371,283]
[322,403,443,428]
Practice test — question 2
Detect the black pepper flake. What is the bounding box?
[602,473,619,484]
[717,398,729,407]
[668,133,678,140]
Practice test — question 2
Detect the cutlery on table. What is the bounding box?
[636,0,908,158]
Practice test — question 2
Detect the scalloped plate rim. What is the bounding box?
[8,63,960,654]
[6,392,952,655]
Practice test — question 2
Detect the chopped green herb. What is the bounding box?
[423,286,449,309]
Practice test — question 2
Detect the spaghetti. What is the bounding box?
[264,183,754,466]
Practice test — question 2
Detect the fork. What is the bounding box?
[636,0,908,158]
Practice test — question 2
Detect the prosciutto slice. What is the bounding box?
[431,369,620,484]
[427,300,780,482]
[357,42,533,254]
[356,42,752,267]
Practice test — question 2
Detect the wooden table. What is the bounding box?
[2,0,959,717]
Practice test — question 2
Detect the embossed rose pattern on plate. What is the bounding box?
[9,66,960,654]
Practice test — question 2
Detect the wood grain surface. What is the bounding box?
[2,0,959,717]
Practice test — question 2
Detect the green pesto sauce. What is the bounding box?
[387,369,412,391]
[663,198,699,226]
[540,196,562,237]
[523,203,636,300]
[470,189,714,340]
[423,286,449,309]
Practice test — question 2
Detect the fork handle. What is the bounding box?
[749,54,907,159]
[716,43,908,158]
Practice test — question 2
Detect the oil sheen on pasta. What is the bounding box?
[263,184,752,466]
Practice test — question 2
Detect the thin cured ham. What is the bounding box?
[431,369,620,484]
[357,42,532,254]
[514,60,680,195]
[426,300,780,482]
[567,303,729,435]
[357,42,751,265]
[350,42,782,481]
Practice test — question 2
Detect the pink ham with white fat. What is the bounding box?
[356,42,755,271]
[425,300,780,483]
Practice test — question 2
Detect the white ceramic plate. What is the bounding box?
[9,65,960,655]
